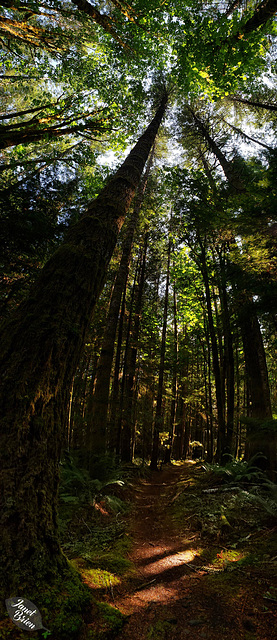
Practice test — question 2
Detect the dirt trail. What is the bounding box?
[112,463,277,640]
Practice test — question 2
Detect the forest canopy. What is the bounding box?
[0,0,277,636]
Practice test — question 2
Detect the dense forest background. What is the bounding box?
[1,0,277,635]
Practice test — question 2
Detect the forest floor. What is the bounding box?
[86,461,277,640]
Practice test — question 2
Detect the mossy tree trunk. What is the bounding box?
[0,94,168,597]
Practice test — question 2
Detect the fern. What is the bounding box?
[59,452,125,506]
[203,455,267,485]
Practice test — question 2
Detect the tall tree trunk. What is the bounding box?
[217,251,235,455]
[0,93,168,597]
[230,94,277,112]
[166,283,178,462]
[110,257,139,455]
[120,232,148,461]
[203,314,214,461]
[239,302,272,420]
[89,146,155,456]
[88,215,133,455]
[150,240,171,470]
[212,284,226,424]
[188,106,245,192]
[201,338,210,461]
[117,256,138,462]
[234,329,241,457]
[238,298,276,477]
[198,239,226,461]
[207,331,214,461]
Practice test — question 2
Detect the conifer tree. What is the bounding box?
[0,92,168,596]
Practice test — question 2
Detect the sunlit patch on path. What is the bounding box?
[111,464,277,640]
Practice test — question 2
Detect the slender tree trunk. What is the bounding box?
[188,106,245,191]
[199,240,226,461]
[166,283,178,462]
[90,147,155,456]
[201,338,210,461]
[239,302,272,420]
[117,256,139,462]
[0,94,168,597]
[234,330,241,457]
[230,94,277,112]
[212,285,226,423]
[120,232,148,460]
[218,254,235,454]
[111,259,138,456]
[88,215,134,455]
[84,350,101,449]
[207,332,214,461]
[150,240,171,470]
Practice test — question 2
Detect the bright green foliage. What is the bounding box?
[1,0,277,633]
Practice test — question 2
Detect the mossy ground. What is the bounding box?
[2,461,277,640]
[0,563,93,640]
[1,463,135,640]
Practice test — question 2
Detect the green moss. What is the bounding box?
[97,602,126,630]
[28,563,93,640]
[86,603,126,639]
[0,562,94,640]
[86,551,133,575]
[146,620,175,640]
[80,567,120,589]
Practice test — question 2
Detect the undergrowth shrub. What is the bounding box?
[58,451,131,563]
[59,452,126,505]
[172,457,277,542]
[203,454,268,485]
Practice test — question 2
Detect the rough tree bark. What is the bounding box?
[89,145,155,456]
[0,93,168,596]
[239,300,275,468]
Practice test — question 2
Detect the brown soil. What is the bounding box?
[109,463,277,640]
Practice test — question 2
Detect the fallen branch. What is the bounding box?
[135,578,156,591]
